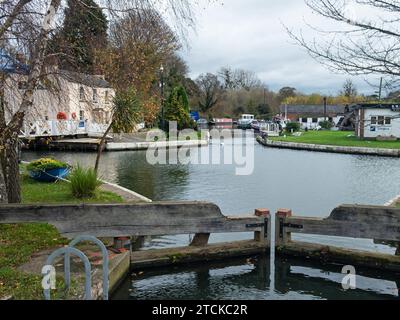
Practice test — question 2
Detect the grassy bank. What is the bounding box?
[270,131,400,149]
[0,172,124,300]
[22,175,123,204]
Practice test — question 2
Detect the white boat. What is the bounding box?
[237,114,255,129]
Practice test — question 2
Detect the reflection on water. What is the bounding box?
[22,133,400,300]
[22,134,400,251]
[23,134,400,216]
[111,255,400,300]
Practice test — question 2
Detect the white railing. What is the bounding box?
[20,120,110,138]
[260,123,280,137]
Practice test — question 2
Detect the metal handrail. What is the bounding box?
[43,247,92,300]
[65,236,109,300]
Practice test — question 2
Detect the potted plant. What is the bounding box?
[27,158,70,182]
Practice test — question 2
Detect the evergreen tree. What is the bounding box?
[50,0,108,73]
[163,85,191,130]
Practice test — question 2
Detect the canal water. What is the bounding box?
[22,132,400,300]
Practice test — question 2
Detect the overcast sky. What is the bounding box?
[179,0,381,95]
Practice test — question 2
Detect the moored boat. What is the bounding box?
[28,167,70,183]
[237,114,255,129]
[213,118,233,129]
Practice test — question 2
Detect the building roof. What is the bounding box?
[280,104,346,116]
[354,103,400,110]
[0,50,111,89]
[59,70,112,88]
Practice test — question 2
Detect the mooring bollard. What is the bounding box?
[275,209,292,247]
[254,208,270,246]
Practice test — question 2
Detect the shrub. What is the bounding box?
[69,166,101,198]
[285,122,301,133]
[27,158,68,172]
[319,120,333,130]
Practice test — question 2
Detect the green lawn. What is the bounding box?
[270,131,400,149]
[21,175,123,204]
[0,172,124,300]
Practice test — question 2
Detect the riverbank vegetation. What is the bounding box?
[271,131,400,149]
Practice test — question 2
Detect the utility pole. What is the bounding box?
[263,88,266,106]
[285,104,288,121]
[378,77,383,102]
[323,97,327,121]
[160,65,165,131]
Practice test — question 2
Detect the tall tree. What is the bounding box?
[0,0,61,203]
[196,73,223,112]
[51,0,108,73]
[97,9,181,126]
[340,79,358,100]
[164,85,191,130]
[218,66,262,90]
[278,86,297,102]
[99,9,179,92]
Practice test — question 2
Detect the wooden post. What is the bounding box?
[254,208,270,246]
[275,209,292,247]
[190,233,210,247]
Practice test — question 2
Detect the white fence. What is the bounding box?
[20,120,110,138]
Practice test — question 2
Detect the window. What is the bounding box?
[105,90,109,103]
[378,116,384,125]
[371,116,377,125]
[93,89,98,102]
[385,117,392,125]
[302,118,307,123]
[312,118,318,123]
[79,87,85,101]
[79,110,84,121]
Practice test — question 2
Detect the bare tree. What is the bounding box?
[287,0,400,84]
[0,0,62,203]
[218,66,262,90]
[196,73,223,112]
[340,78,358,99]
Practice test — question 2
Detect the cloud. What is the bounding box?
[180,0,381,94]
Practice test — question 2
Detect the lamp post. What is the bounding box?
[160,64,165,131]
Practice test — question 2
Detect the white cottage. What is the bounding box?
[279,104,346,130]
[4,68,115,137]
[355,104,400,140]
